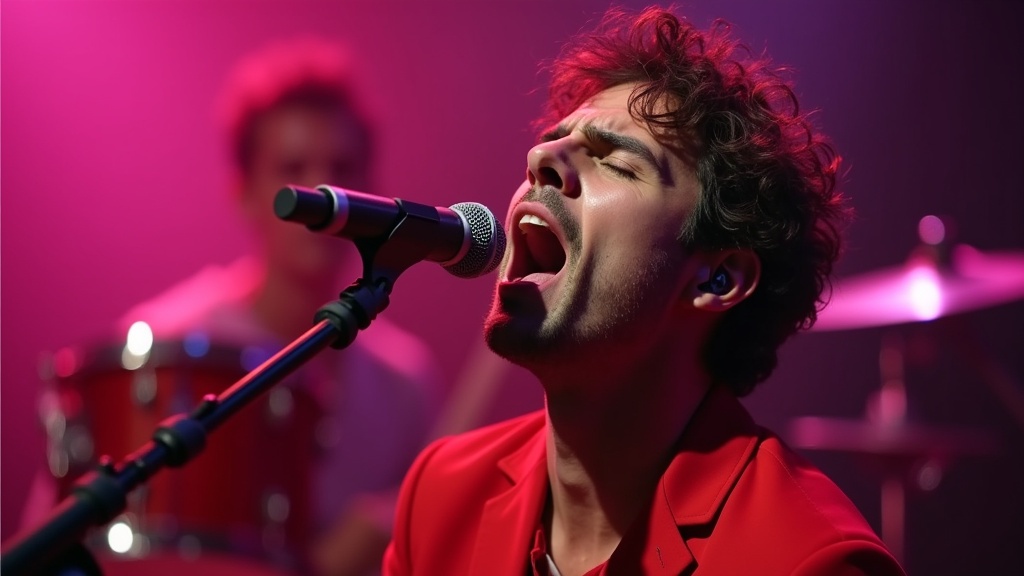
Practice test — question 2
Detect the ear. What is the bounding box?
[686,249,761,312]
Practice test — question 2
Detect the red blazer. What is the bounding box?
[384,387,905,575]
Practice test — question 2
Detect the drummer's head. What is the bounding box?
[218,37,375,281]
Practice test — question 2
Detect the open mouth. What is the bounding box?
[505,209,568,283]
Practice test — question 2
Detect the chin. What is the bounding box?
[484,308,533,361]
[484,309,569,372]
[483,304,516,354]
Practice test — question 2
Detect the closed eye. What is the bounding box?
[582,124,658,175]
[602,161,638,180]
[539,123,654,182]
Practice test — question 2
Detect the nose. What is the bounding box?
[526,139,580,198]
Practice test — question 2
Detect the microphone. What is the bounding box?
[274,185,506,278]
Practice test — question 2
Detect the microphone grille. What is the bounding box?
[446,202,506,278]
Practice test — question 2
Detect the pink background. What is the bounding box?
[3,1,1022,573]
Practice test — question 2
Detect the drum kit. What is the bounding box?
[35,333,322,575]
[789,215,1024,563]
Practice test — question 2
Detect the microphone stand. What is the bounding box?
[1,206,442,576]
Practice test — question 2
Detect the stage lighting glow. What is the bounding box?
[125,321,154,356]
[907,266,942,321]
[107,521,134,554]
[917,214,946,246]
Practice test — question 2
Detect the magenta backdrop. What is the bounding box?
[3,1,1023,573]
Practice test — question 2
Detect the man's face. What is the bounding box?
[242,103,371,282]
[485,83,706,371]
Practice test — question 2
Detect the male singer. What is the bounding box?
[384,6,905,576]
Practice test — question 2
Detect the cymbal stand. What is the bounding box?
[869,331,910,563]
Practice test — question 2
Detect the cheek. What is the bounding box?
[583,196,678,249]
[585,211,685,287]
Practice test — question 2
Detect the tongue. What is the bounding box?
[520,271,557,284]
[523,224,566,273]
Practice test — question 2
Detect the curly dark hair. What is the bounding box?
[541,6,849,396]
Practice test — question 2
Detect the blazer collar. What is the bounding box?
[607,386,760,574]
[663,385,760,526]
[468,388,760,575]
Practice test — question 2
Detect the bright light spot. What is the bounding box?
[121,347,147,370]
[107,521,134,554]
[918,215,946,245]
[907,266,942,320]
[125,321,154,356]
[122,321,154,369]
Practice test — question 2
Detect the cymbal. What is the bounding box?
[813,244,1024,331]
[788,415,999,458]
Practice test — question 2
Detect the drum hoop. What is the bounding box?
[61,339,274,380]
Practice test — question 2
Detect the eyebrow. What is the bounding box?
[541,123,661,174]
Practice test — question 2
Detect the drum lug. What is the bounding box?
[263,490,291,524]
[262,489,291,554]
[266,387,294,423]
[40,389,95,476]
[131,369,158,407]
[64,425,95,466]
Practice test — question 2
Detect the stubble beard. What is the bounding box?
[483,262,581,367]
[484,247,678,375]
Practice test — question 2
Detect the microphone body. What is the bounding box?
[274,185,506,278]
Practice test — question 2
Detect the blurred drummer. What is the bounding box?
[24,37,441,576]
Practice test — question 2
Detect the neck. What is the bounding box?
[540,327,711,576]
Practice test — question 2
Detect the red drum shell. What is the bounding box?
[47,339,320,573]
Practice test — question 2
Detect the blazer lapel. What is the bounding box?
[608,482,695,574]
[468,424,549,576]
[609,387,760,575]
[662,387,761,567]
